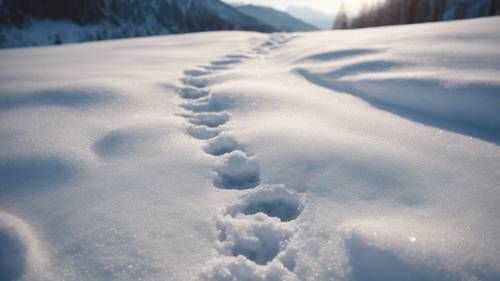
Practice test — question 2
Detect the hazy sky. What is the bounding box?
[225,0,340,15]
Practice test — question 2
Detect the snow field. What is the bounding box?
[0,17,499,281]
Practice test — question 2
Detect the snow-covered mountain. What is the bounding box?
[1,16,499,281]
[0,0,277,48]
[337,0,499,29]
[235,5,318,32]
[286,6,334,30]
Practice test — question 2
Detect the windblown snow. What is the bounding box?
[1,17,500,281]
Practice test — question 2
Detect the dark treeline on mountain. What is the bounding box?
[0,0,277,35]
[334,0,500,29]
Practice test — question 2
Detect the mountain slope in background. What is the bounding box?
[0,0,277,48]
[286,6,333,30]
[336,0,499,29]
[235,4,318,32]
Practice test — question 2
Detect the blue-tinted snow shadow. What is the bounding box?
[347,236,451,281]
[0,227,26,281]
[0,88,117,111]
[296,48,385,63]
[347,235,500,281]
[0,156,77,194]
[297,69,500,145]
[92,128,160,158]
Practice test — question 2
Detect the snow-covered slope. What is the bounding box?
[1,16,500,281]
[235,5,318,32]
[0,0,276,48]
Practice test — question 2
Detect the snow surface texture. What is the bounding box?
[1,17,500,281]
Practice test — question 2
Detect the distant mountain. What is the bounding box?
[235,4,318,32]
[286,6,334,30]
[336,0,500,29]
[0,0,278,48]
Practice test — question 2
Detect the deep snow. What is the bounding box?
[1,17,500,281]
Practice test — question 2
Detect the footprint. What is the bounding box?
[277,246,299,272]
[179,87,210,100]
[224,54,251,60]
[182,77,210,89]
[216,213,297,265]
[183,68,211,77]
[213,151,261,190]
[200,64,231,71]
[186,126,221,140]
[189,112,230,128]
[180,95,231,113]
[227,185,303,222]
[203,136,240,156]
[210,58,241,67]
[199,256,297,281]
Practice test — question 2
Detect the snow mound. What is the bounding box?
[0,212,50,281]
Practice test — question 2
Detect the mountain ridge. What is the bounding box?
[235,4,318,32]
[0,0,278,48]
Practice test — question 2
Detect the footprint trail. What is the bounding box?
[176,34,303,280]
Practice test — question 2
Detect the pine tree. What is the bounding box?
[53,34,63,45]
[333,2,349,29]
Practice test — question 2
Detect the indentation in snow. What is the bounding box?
[0,156,77,192]
[186,125,221,140]
[179,87,210,100]
[183,68,211,77]
[0,87,117,112]
[210,58,243,67]
[189,112,230,128]
[213,151,261,190]
[180,94,232,113]
[92,128,160,158]
[203,136,240,156]
[182,77,210,88]
[216,213,297,265]
[228,185,303,222]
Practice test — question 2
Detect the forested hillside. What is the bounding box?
[334,0,499,29]
[0,0,276,48]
